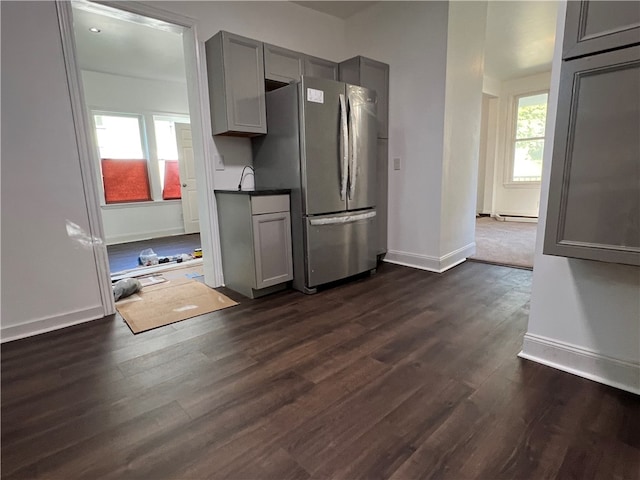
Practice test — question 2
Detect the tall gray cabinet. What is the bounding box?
[339,56,390,257]
[543,1,640,266]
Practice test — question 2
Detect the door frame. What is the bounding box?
[56,0,225,318]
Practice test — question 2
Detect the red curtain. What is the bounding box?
[101,159,152,203]
[162,160,182,200]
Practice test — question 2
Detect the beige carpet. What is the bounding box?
[470,217,537,269]
[116,279,237,334]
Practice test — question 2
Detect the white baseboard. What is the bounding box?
[1,305,105,343]
[384,242,476,274]
[519,333,640,395]
[494,214,538,223]
[105,227,186,245]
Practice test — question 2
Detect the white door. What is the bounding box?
[175,123,200,233]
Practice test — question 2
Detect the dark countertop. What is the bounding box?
[215,188,291,196]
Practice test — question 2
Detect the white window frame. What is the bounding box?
[91,110,155,206]
[504,89,549,187]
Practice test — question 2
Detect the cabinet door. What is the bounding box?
[303,55,338,80]
[360,57,389,139]
[544,46,640,266]
[377,139,388,255]
[253,212,294,289]
[264,43,304,84]
[205,31,266,136]
[563,1,640,60]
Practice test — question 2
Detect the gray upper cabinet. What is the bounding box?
[543,45,640,266]
[563,1,640,60]
[205,31,266,136]
[264,43,304,85]
[339,56,389,138]
[303,55,339,80]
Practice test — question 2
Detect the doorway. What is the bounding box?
[58,0,224,316]
[471,1,558,269]
[70,2,202,275]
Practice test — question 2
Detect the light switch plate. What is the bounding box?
[214,154,225,171]
[393,157,401,170]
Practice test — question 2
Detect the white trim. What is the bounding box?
[101,199,182,210]
[1,306,106,344]
[105,227,186,245]
[384,242,476,274]
[384,250,442,273]
[56,2,115,316]
[519,333,640,395]
[193,40,225,287]
[494,214,538,223]
[440,242,476,272]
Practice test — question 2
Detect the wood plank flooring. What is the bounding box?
[107,233,202,273]
[1,262,638,479]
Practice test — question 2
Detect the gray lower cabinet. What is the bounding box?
[303,55,338,80]
[205,31,267,136]
[563,1,640,60]
[377,139,388,255]
[339,56,389,139]
[543,45,640,266]
[216,192,293,298]
[264,43,304,84]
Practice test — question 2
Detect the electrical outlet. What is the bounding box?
[214,154,225,171]
[393,157,401,171]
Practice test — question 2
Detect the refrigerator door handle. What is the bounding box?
[348,96,357,201]
[309,211,376,226]
[339,93,348,202]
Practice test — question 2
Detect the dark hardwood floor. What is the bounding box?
[107,233,202,273]
[1,262,638,479]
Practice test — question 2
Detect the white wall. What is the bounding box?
[0,0,349,341]
[1,1,105,340]
[522,1,640,394]
[141,0,348,193]
[345,1,450,268]
[82,70,190,244]
[439,1,487,263]
[492,72,550,217]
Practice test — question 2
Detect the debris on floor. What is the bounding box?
[113,278,142,301]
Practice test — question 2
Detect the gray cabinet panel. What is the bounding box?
[544,46,640,266]
[564,1,640,60]
[216,192,293,297]
[264,43,304,84]
[339,56,389,138]
[377,139,388,255]
[205,31,266,136]
[303,55,338,80]
[253,212,293,289]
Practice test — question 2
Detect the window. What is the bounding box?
[94,113,151,203]
[153,116,190,200]
[511,92,548,183]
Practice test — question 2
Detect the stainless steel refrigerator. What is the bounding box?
[252,76,377,294]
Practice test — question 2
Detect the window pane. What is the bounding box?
[154,119,179,161]
[94,115,144,159]
[516,93,548,140]
[513,139,544,182]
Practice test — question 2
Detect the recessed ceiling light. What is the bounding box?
[89,27,101,33]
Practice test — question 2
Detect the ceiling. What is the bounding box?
[71,1,555,84]
[71,5,187,83]
[291,1,378,19]
[484,1,558,81]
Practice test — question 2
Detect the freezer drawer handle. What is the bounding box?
[309,211,376,226]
